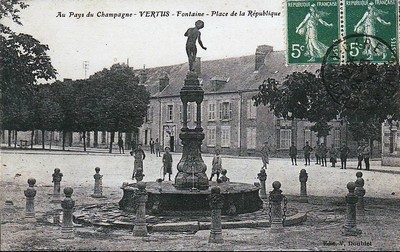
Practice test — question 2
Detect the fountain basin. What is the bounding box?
[119,181,263,215]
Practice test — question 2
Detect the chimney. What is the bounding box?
[255,45,273,71]
[193,57,201,75]
[140,65,147,84]
[211,75,229,91]
[159,72,169,92]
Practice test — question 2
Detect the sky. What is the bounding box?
[5,0,284,81]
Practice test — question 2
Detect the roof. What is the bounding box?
[137,49,320,97]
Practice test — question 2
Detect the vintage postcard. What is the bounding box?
[1,0,399,251]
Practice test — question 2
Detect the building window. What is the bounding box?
[279,129,291,149]
[145,106,153,123]
[247,99,257,119]
[334,129,341,148]
[207,126,216,147]
[246,127,257,149]
[101,131,106,144]
[304,129,311,146]
[221,126,231,147]
[144,129,149,145]
[219,101,232,120]
[208,102,216,121]
[167,104,173,122]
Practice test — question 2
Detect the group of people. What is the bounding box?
[118,137,161,157]
[288,141,371,170]
[130,142,227,182]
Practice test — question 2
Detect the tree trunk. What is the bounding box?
[14,130,17,148]
[62,131,66,151]
[8,130,11,147]
[109,131,115,153]
[31,130,34,149]
[369,138,373,158]
[69,132,73,147]
[83,131,86,152]
[49,131,53,150]
[94,131,98,148]
[42,130,45,149]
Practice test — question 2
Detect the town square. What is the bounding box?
[1,0,400,251]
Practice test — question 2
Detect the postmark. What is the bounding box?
[344,0,399,63]
[286,0,340,64]
[321,33,399,109]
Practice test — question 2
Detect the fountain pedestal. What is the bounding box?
[174,72,209,190]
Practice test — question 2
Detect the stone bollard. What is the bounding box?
[257,169,267,199]
[2,200,16,222]
[51,168,63,203]
[61,187,75,239]
[355,177,365,219]
[91,167,104,198]
[132,182,148,237]
[208,186,224,244]
[299,169,308,203]
[269,181,284,233]
[342,182,362,236]
[24,178,37,222]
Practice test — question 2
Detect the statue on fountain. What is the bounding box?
[185,20,207,72]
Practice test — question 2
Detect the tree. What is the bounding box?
[34,84,64,149]
[0,0,57,147]
[252,72,340,138]
[52,80,77,150]
[253,62,399,153]
[323,62,400,146]
[89,63,150,153]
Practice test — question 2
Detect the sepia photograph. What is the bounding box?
[1,0,399,250]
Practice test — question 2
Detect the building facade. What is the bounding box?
[138,45,348,156]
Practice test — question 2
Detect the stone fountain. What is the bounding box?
[119,21,262,215]
[119,70,262,215]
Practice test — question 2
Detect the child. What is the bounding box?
[220,169,230,183]
[131,144,145,180]
[185,20,207,71]
[162,147,173,181]
[209,149,222,181]
[260,141,270,169]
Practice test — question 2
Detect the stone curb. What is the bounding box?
[150,212,307,232]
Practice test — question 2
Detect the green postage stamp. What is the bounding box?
[345,0,398,63]
[286,0,340,64]
[286,0,399,64]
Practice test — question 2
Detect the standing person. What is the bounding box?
[131,144,146,180]
[356,143,364,170]
[320,143,327,167]
[260,142,270,170]
[150,138,155,154]
[303,141,313,166]
[314,142,321,165]
[162,147,173,181]
[289,142,298,166]
[340,143,351,169]
[209,149,222,181]
[118,136,124,154]
[363,142,371,170]
[155,138,161,157]
[329,144,337,167]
